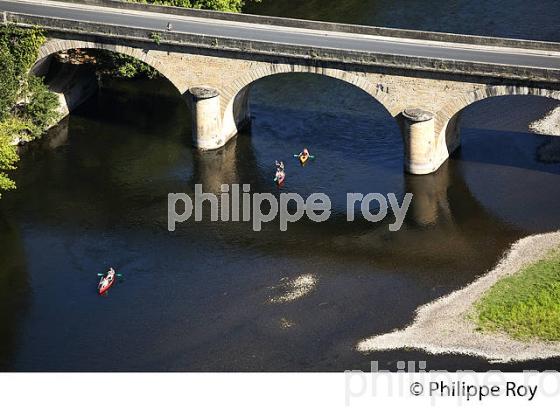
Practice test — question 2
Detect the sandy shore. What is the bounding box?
[357,231,560,363]
[530,106,560,136]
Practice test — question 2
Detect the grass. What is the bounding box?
[474,249,560,342]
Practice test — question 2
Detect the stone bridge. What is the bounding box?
[3,0,560,174]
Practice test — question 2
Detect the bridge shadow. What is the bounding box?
[230,72,402,148]
[450,95,560,174]
[34,49,190,138]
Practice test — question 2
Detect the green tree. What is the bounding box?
[0,131,19,197]
[20,76,60,137]
[0,45,18,121]
[0,25,46,79]
[192,0,257,12]
[130,0,258,12]
[94,48,160,79]
[0,25,58,197]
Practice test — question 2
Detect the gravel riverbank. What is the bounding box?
[530,106,560,136]
[357,231,560,363]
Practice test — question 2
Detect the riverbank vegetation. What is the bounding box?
[475,248,560,341]
[0,25,59,197]
[128,1,257,13]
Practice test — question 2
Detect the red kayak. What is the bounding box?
[275,170,285,186]
[98,268,116,295]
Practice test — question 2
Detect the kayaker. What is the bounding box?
[98,267,117,295]
[299,148,310,160]
[295,148,311,165]
[275,160,285,172]
[167,22,173,31]
[275,168,285,185]
[99,274,109,289]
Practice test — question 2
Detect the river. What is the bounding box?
[1,2,560,371]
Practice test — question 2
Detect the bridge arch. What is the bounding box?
[34,39,185,95]
[219,64,401,146]
[435,85,560,159]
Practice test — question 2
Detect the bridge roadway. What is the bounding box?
[1,0,560,70]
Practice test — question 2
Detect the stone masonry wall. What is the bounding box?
[38,37,560,173]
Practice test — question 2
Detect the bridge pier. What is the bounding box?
[402,108,447,175]
[189,86,224,150]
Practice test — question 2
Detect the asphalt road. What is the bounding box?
[1,0,560,69]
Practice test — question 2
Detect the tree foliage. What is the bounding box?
[130,0,259,13]
[0,25,59,197]
[94,49,160,79]
[20,76,61,137]
[0,25,46,80]
[0,45,18,121]
[0,126,19,196]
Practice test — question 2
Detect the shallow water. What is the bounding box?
[1,73,560,371]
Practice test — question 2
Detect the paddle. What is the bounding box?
[97,272,123,278]
[293,154,316,159]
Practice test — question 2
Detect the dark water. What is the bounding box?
[1,74,560,371]
[2,1,560,371]
[246,0,560,42]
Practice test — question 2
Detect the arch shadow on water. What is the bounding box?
[449,95,560,173]
[232,71,403,171]
[446,95,560,234]
[226,70,400,153]
[32,46,192,143]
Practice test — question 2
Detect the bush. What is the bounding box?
[21,76,61,137]
[0,125,20,197]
